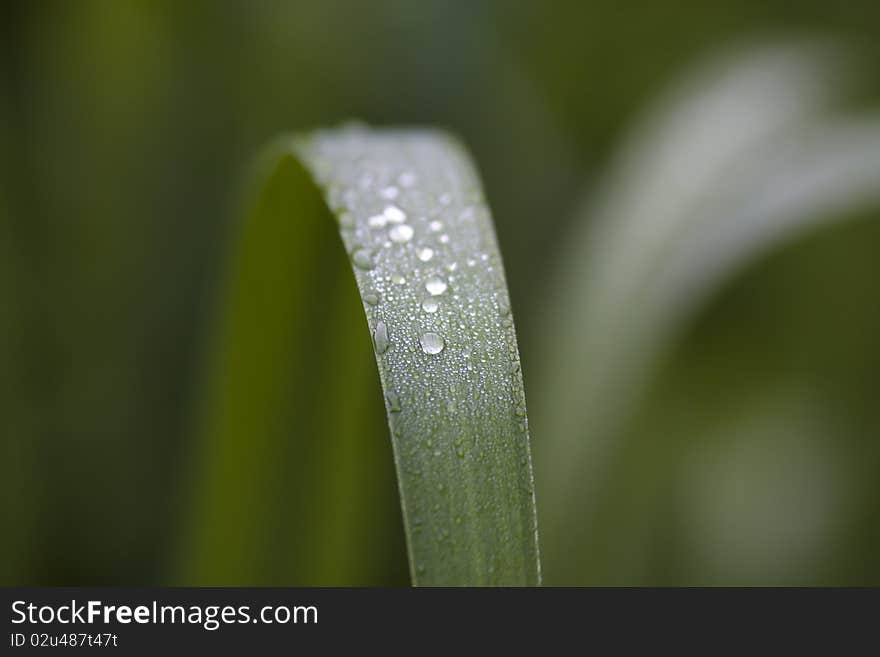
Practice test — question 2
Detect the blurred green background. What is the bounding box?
[2,0,879,585]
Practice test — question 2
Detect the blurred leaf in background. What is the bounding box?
[1,0,879,585]
[534,42,880,584]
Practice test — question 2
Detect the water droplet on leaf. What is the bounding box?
[383,205,406,223]
[373,320,389,354]
[425,277,447,296]
[380,186,399,199]
[352,248,375,270]
[389,224,414,242]
[386,391,401,413]
[420,332,445,355]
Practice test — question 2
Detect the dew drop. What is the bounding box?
[429,220,443,232]
[439,234,449,244]
[420,332,445,355]
[422,299,439,313]
[498,299,511,315]
[367,214,387,228]
[373,320,390,354]
[386,391,402,413]
[383,205,406,223]
[389,224,414,243]
[364,292,380,306]
[391,274,406,285]
[425,277,447,296]
[417,247,434,262]
[352,248,375,270]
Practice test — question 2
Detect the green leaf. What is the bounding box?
[181,125,540,586]
[533,42,880,581]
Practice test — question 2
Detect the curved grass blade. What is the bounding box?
[532,42,880,580]
[183,125,540,586]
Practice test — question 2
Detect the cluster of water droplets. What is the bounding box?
[299,126,537,578]
[304,125,531,431]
